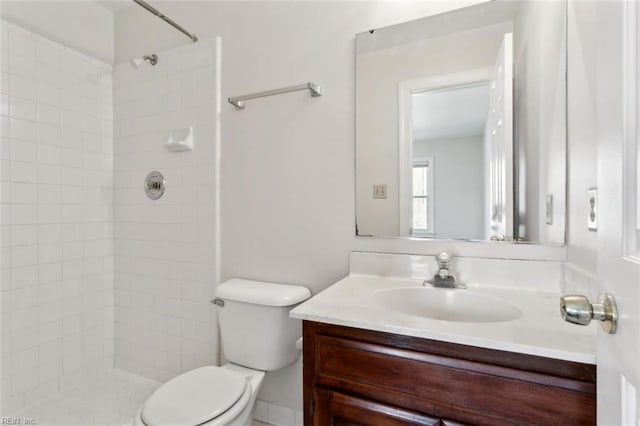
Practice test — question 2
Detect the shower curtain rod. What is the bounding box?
[132,0,198,43]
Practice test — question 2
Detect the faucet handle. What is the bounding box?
[424,252,465,289]
[435,252,451,269]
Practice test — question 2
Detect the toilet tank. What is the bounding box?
[214,279,311,371]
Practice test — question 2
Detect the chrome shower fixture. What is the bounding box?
[130,54,158,68]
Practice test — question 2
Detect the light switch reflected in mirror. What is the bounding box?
[355,0,567,245]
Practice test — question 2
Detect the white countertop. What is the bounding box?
[290,274,596,364]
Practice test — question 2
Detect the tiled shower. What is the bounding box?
[1,20,115,412]
[113,40,219,383]
[0,19,220,420]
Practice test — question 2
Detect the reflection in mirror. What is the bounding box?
[409,82,492,240]
[355,0,566,245]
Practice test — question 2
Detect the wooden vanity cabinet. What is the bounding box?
[302,321,596,426]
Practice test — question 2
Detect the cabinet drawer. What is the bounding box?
[313,388,440,426]
[311,333,595,425]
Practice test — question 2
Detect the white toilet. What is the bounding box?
[134,278,311,426]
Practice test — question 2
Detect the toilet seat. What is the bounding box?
[140,366,251,426]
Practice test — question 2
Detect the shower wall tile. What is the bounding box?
[0,19,114,414]
[113,39,219,383]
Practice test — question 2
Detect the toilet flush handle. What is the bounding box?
[211,298,225,307]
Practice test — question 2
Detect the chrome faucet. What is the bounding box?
[423,252,466,289]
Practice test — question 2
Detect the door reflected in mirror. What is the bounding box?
[406,79,498,240]
[355,0,566,245]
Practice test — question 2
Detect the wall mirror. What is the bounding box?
[355,0,566,245]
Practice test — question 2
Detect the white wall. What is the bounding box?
[413,136,485,240]
[112,40,219,383]
[113,0,567,413]
[0,19,114,413]
[513,1,567,245]
[566,1,597,273]
[0,0,114,63]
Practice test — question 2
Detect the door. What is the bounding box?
[487,32,514,240]
[593,1,640,424]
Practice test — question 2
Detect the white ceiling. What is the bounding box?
[94,0,134,14]
[412,82,489,141]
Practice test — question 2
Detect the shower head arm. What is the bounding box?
[130,54,158,68]
[143,54,158,65]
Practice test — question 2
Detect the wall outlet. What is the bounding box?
[588,188,598,231]
[373,184,387,199]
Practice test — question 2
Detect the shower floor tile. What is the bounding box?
[16,369,161,426]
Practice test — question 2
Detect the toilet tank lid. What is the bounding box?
[216,279,311,307]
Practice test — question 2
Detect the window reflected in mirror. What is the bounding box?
[411,159,433,236]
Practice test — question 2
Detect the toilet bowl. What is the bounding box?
[133,279,311,426]
[133,364,265,426]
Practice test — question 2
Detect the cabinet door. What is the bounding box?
[312,388,440,426]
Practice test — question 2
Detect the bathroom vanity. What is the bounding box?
[291,254,597,425]
[302,321,594,425]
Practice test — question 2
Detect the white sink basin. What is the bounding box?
[372,287,523,323]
